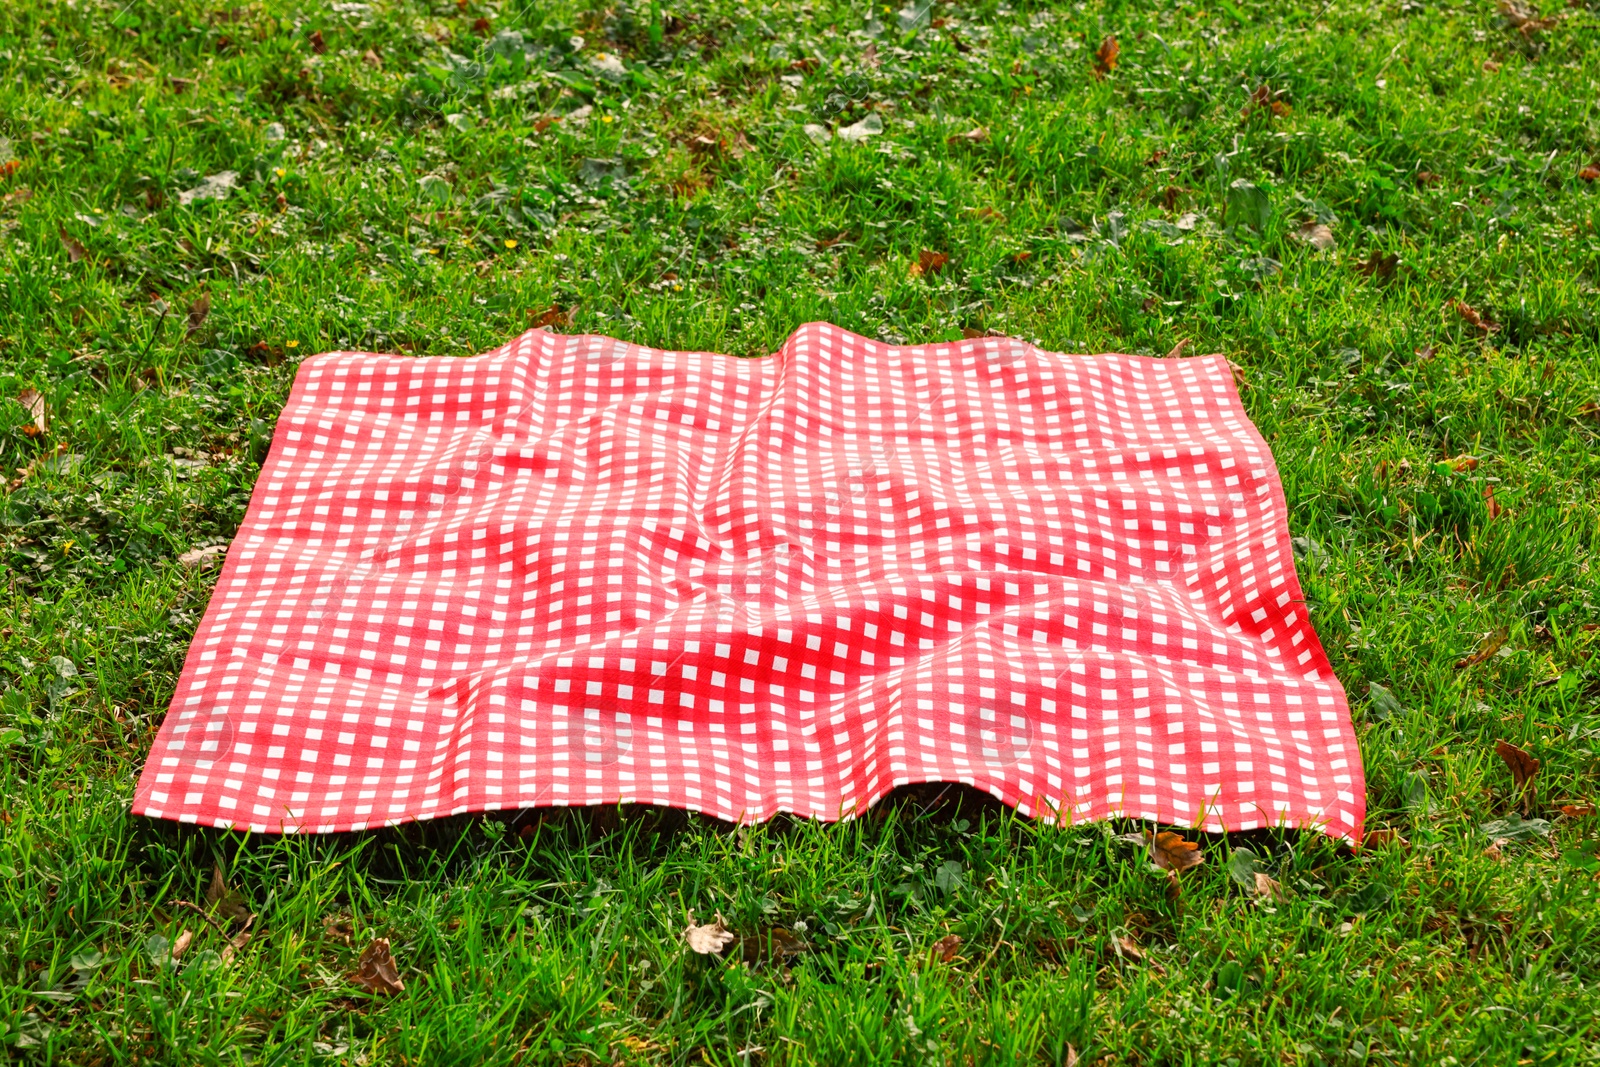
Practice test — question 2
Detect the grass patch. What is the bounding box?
[3,0,1600,1061]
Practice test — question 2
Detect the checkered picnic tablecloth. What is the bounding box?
[133,322,1364,839]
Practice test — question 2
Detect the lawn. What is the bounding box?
[3,0,1600,1061]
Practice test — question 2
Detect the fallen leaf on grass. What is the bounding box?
[947,127,988,146]
[1415,170,1442,187]
[59,228,89,263]
[177,171,238,207]
[1150,831,1205,872]
[740,927,807,965]
[15,388,46,433]
[1252,872,1284,901]
[1483,485,1503,520]
[186,294,211,339]
[309,29,327,53]
[7,442,70,490]
[529,305,573,330]
[1361,827,1410,851]
[684,912,736,955]
[1580,165,1600,183]
[352,937,405,994]
[929,934,962,962]
[221,917,255,965]
[1495,739,1539,810]
[1293,221,1336,250]
[909,249,949,278]
[206,863,251,921]
[1453,299,1500,333]
[1497,0,1563,33]
[837,113,884,142]
[1110,935,1143,962]
[1241,83,1291,119]
[1455,628,1508,669]
[1560,804,1594,817]
[170,929,194,960]
[179,544,228,568]
[1092,35,1118,78]
[362,48,382,68]
[1356,251,1399,280]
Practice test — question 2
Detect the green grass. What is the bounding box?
[4,0,1600,1061]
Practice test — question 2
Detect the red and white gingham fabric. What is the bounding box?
[133,323,1364,839]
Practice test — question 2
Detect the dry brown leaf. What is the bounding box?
[1252,872,1284,902]
[1455,628,1508,669]
[1164,339,1193,360]
[16,388,45,434]
[929,934,963,963]
[352,937,406,994]
[59,228,88,263]
[221,915,255,965]
[1415,170,1442,187]
[684,912,736,955]
[861,41,880,68]
[1581,165,1600,183]
[947,127,989,146]
[1093,35,1119,78]
[179,544,228,568]
[1241,84,1291,120]
[1150,831,1205,873]
[362,48,383,68]
[1294,221,1336,250]
[206,863,251,922]
[529,305,574,331]
[170,928,194,960]
[1497,0,1562,33]
[1064,1046,1079,1067]
[309,29,327,54]
[1483,485,1503,520]
[1495,739,1539,809]
[1453,299,1500,333]
[740,927,807,965]
[1448,454,1479,472]
[7,442,67,489]
[909,249,949,278]
[1560,804,1594,817]
[1356,251,1399,280]
[186,294,211,339]
[1484,839,1507,863]
[1361,827,1410,850]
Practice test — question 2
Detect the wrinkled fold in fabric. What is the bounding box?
[134,323,1364,839]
